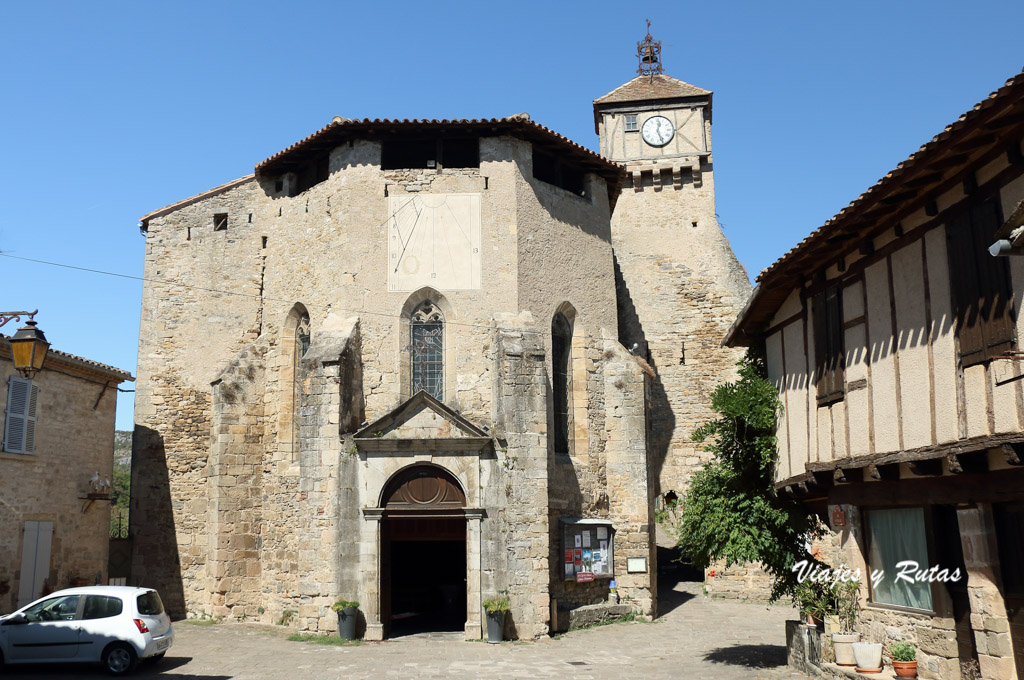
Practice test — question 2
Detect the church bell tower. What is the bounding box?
[595,24,752,510]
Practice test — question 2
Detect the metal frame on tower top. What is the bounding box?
[637,20,663,77]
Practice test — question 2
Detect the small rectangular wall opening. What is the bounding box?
[213,213,228,231]
[532,147,585,197]
[292,155,330,196]
[381,136,480,170]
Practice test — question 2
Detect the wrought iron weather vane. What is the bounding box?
[637,19,663,78]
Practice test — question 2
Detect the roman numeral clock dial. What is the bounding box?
[641,115,675,147]
[387,193,482,292]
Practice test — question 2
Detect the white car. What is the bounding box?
[0,586,173,675]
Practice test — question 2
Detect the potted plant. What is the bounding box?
[889,641,917,678]
[852,641,883,673]
[793,577,834,627]
[482,595,509,643]
[330,599,359,639]
[830,577,861,667]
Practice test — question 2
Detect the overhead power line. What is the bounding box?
[0,251,550,336]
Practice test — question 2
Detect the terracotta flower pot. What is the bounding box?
[893,660,918,677]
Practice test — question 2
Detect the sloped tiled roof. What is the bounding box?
[726,68,1024,346]
[1,337,133,381]
[593,74,711,105]
[253,114,625,210]
[140,174,255,225]
[255,114,619,177]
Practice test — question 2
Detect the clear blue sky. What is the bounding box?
[1,1,1022,430]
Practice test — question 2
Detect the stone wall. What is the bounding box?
[0,352,127,612]
[131,124,663,637]
[494,326,551,639]
[547,332,654,616]
[704,561,777,602]
[812,502,1022,680]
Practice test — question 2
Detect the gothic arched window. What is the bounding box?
[552,311,573,455]
[411,301,444,401]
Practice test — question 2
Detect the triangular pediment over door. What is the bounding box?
[353,390,493,454]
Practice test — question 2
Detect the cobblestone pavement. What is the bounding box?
[5,583,810,680]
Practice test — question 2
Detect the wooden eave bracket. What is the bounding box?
[1002,443,1024,466]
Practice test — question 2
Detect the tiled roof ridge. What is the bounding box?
[1,336,133,381]
[756,68,1024,284]
[140,174,255,223]
[593,73,711,104]
[253,114,621,175]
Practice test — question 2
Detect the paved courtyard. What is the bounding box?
[6,583,810,680]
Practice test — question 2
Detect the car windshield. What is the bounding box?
[23,594,80,622]
[137,591,164,616]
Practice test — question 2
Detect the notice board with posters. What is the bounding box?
[561,519,614,582]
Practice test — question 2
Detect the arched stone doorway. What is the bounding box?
[380,465,468,637]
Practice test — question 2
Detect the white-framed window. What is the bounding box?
[624,114,638,132]
[3,375,39,454]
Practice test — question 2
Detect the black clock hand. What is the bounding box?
[394,198,424,273]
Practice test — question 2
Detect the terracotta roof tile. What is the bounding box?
[593,74,711,105]
[140,175,255,224]
[253,114,621,179]
[1,337,133,381]
[726,68,1024,346]
[755,69,1024,285]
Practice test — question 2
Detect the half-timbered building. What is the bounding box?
[727,70,1024,679]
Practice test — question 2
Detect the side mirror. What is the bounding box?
[2,613,28,625]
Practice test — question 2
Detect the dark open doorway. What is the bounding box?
[385,517,466,637]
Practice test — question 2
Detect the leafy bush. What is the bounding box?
[793,578,837,621]
[482,596,510,614]
[890,641,916,662]
[674,351,824,601]
[330,600,359,612]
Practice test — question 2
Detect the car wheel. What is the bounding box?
[102,642,138,675]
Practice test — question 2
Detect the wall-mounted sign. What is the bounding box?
[831,505,847,528]
[561,520,614,581]
[626,557,647,573]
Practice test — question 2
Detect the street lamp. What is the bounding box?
[1,310,50,380]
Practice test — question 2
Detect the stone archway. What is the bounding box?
[368,465,481,639]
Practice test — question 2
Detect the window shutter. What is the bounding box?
[814,286,845,404]
[25,381,39,453]
[973,200,1016,358]
[948,212,987,366]
[813,290,829,401]
[4,376,37,453]
[949,198,1016,367]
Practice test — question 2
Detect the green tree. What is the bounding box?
[674,350,820,601]
[110,430,132,536]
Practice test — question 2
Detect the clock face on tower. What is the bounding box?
[387,193,482,292]
[641,115,675,147]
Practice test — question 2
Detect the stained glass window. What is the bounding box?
[412,302,444,401]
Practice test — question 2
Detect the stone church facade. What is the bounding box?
[131,46,748,638]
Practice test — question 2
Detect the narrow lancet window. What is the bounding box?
[552,312,573,454]
[411,301,444,401]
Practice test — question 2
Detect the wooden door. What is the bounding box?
[17,521,53,607]
[381,519,392,639]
